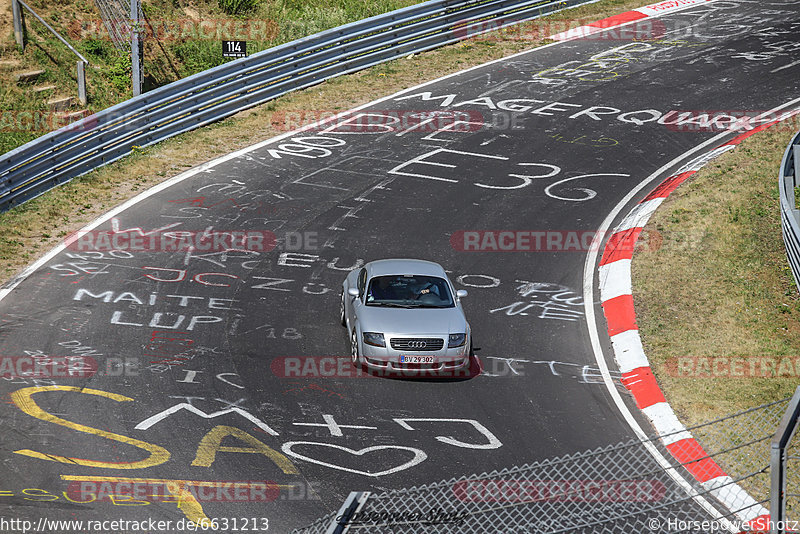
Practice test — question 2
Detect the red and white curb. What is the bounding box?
[597,118,793,529]
[550,0,713,40]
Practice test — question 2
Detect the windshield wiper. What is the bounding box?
[369,302,416,308]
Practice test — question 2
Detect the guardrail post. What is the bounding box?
[325,491,370,534]
[771,386,800,534]
[131,0,142,96]
[77,61,87,106]
[12,0,24,51]
[772,440,786,534]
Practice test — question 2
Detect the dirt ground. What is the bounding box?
[0,0,12,42]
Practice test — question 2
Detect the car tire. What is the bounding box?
[351,330,362,369]
[463,342,474,373]
[339,291,347,327]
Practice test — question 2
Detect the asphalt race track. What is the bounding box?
[2,1,800,532]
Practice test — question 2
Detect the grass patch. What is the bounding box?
[633,125,800,425]
[0,0,425,151]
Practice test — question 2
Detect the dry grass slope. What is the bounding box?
[633,125,800,422]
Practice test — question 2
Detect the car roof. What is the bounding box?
[366,259,447,278]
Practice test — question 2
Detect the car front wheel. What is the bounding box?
[350,330,362,368]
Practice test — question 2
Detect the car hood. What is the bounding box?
[358,306,468,335]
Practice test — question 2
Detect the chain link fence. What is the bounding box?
[93,0,141,52]
[293,399,793,533]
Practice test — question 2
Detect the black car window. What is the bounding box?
[366,275,454,308]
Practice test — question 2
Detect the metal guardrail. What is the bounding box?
[0,0,590,213]
[779,131,800,294]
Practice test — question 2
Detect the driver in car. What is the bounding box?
[416,280,442,300]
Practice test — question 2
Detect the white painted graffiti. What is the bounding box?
[130,404,502,477]
[482,357,623,385]
[393,418,502,450]
[281,443,427,478]
[387,148,629,198]
[490,282,584,321]
[138,263,502,295]
[135,402,279,436]
[50,261,112,277]
[394,90,668,126]
[280,416,503,476]
[72,288,235,331]
[293,414,377,437]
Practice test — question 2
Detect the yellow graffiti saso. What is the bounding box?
[10,386,170,469]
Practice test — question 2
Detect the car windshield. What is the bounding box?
[366,275,455,308]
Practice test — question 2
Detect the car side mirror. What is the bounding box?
[456,289,468,299]
[348,287,360,298]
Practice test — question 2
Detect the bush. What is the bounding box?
[171,40,223,76]
[218,0,257,16]
[108,55,132,93]
[81,39,115,61]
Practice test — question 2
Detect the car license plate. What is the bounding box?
[400,355,434,364]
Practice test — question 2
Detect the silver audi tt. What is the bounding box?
[340,259,472,374]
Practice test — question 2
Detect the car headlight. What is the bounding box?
[363,332,386,347]
[448,333,466,348]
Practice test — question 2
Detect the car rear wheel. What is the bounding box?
[339,291,347,327]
